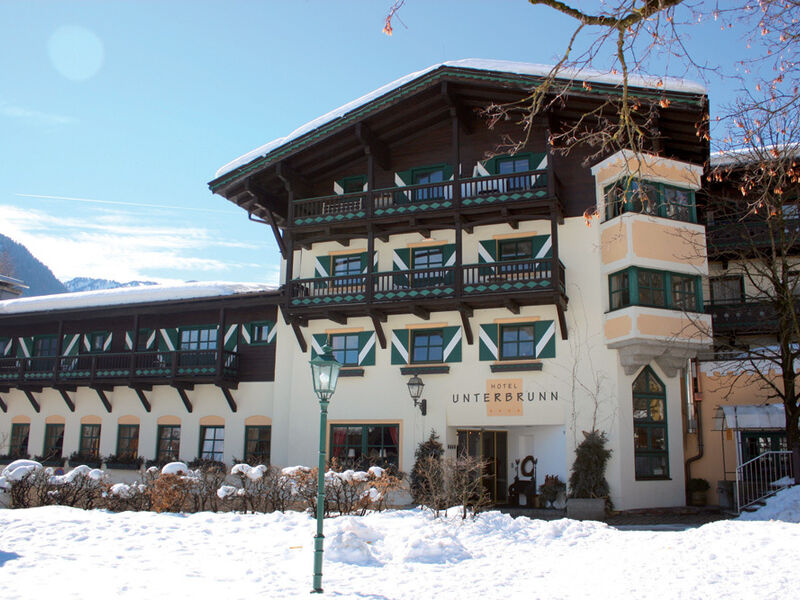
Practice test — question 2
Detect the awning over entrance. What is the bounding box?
[719,404,785,430]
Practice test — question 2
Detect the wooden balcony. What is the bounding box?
[706,300,780,336]
[287,258,566,319]
[0,349,239,388]
[706,218,800,257]
[290,169,561,234]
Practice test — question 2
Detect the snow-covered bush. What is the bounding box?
[1,460,109,509]
[413,455,490,519]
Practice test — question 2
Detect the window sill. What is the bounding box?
[400,365,450,375]
[338,368,365,378]
[635,476,672,482]
[490,362,543,373]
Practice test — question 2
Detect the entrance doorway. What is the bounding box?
[457,429,508,503]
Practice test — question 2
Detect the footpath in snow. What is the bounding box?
[0,487,798,600]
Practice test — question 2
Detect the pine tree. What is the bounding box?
[410,430,444,504]
[568,431,611,499]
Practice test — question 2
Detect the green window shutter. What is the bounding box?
[314,255,331,278]
[478,239,497,264]
[357,252,370,274]
[394,169,413,203]
[478,324,499,361]
[104,332,113,352]
[531,235,553,259]
[224,324,239,352]
[334,175,366,195]
[17,337,32,358]
[124,331,134,351]
[482,156,501,175]
[390,329,409,365]
[159,328,179,352]
[442,244,456,267]
[62,334,81,356]
[310,333,328,358]
[534,320,556,359]
[358,331,376,366]
[442,326,462,363]
[1,338,11,357]
[142,329,156,351]
[392,248,410,287]
[440,164,454,180]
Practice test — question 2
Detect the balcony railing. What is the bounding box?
[705,300,779,334]
[0,349,239,385]
[288,259,565,307]
[707,218,800,253]
[291,169,554,226]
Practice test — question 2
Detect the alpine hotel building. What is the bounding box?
[1,61,715,510]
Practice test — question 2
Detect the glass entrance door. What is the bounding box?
[456,429,508,503]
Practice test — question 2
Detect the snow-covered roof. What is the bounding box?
[215,58,706,180]
[0,281,278,316]
[710,144,800,167]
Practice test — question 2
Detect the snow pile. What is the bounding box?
[1,459,42,484]
[161,462,190,476]
[49,465,105,485]
[738,485,800,523]
[232,464,267,481]
[0,507,798,599]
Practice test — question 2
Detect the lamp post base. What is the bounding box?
[312,533,324,593]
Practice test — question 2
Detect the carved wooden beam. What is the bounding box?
[328,312,348,326]
[412,305,430,320]
[459,307,474,346]
[132,387,152,412]
[24,390,41,413]
[556,302,569,340]
[355,122,391,171]
[57,388,75,412]
[173,385,194,413]
[91,387,112,413]
[440,81,473,135]
[292,322,308,353]
[505,298,521,315]
[220,387,238,413]
[370,313,387,349]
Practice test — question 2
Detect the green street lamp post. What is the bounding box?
[309,344,341,594]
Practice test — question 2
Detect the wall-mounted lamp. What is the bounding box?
[406,374,427,416]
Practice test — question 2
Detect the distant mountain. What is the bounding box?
[64,277,158,293]
[0,233,68,297]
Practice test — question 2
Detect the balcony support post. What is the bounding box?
[370,313,387,349]
[367,225,375,305]
[459,305,474,346]
[53,320,64,382]
[291,322,308,353]
[216,308,226,377]
[130,314,140,375]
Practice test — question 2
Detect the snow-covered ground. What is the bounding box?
[0,489,798,599]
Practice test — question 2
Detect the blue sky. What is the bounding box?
[0,1,748,285]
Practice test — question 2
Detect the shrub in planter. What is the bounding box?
[103,454,145,470]
[567,430,612,520]
[33,453,64,467]
[68,451,102,468]
[538,474,566,508]
[687,478,710,506]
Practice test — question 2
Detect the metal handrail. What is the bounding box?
[735,450,795,513]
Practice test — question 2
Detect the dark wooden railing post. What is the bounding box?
[130,314,139,376]
[216,308,226,377]
[53,320,63,382]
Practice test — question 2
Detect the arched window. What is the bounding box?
[633,366,669,479]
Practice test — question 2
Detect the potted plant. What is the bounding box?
[68,451,102,469]
[538,475,566,508]
[566,430,612,520]
[104,453,144,470]
[687,478,710,507]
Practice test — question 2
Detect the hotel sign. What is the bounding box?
[450,378,560,417]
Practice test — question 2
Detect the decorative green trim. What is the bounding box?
[490,362,543,373]
[399,365,449,375]
[608,267,703,313]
